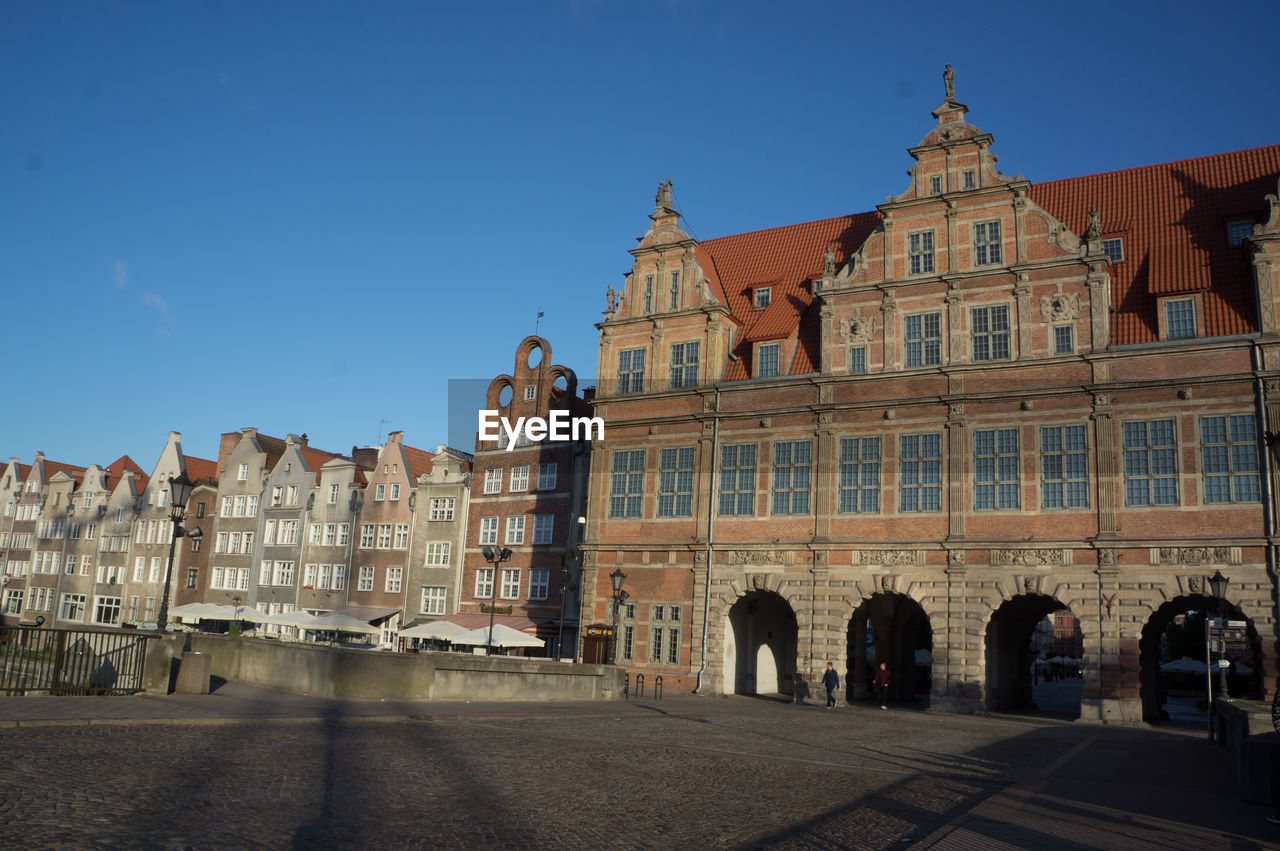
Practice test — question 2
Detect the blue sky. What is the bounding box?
[3,0,1278,472]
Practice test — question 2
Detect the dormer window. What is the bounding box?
[1228,219,1253,246]
[929,175,943,195]
[757,343,780,378]
[1102,237,1124,263]
[1164,297,1197,340]
[754,287,772,309]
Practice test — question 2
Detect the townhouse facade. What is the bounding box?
[582,71,1280,721]
[405,446,472,631]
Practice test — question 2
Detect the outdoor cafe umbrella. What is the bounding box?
[451,623,545,648]
[168,602,220,620]
[308,612,382,635]
[1160,656,1209,673]
[205,604,268,622]
[398,620,469,641]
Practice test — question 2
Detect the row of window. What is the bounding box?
[473,567,550,602]
[607,415,1261,518]
[477,515,555,546]
[358,523,410,550]
[481,463,559,494]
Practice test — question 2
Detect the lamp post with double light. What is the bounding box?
[481,545,512,655]
[155,473,202,633]
[609,568,629,664]
[1210,569,1230,697]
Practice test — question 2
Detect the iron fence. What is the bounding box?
[0,626,153,696]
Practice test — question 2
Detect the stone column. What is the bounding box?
[945,202,958,274]
[1014,274,1032,360]
[946,283,964,364]
[946,405,966,541]
[813,414,834,541]
[881,292,898,370]
[1093,397,1117,537]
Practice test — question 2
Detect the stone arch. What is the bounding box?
[847,589,935,706]
[715,577,800,698]
[984,592,1085,716]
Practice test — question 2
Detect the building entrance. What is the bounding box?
[722,591,797,697]
[848,593,932,705]
[986,594,1082,717]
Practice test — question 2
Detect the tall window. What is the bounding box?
[670,341,699,389]
[385,567,402,594]
[771,441,812,515]
[1201,415,1260,503]
[617,348,646,395]
[1054,325,1074,355]
[505,516,525,545]
[421,586,446,615]
[905,312,941,367]
[475,568,494,599]
[500,568,521,600]
[358,565,375,592]
[962,169,976,190]
[510,466,529,492]
[1165,298,1196,340]
[529,568,549,601]
[537,463,557,490]
[484,468,502,494]
[1123,419,1179,505]
[669,270,680,310]
[424,543,450,566]
[849,346,867,374]
[329,484,340,504]
[643,275,653,312]
[1041,425,1088,508]
[1228,220,1253,246]
[394,524,409,549]
[908,231,935,275]
[975,428,1019,510]
[973,221,1002,265]
[657,448,695,517]
[479,517,498,545]
[533,515,553,545]
[971,305,1010,362]
[754,287,771,309]
[838,437,880,513]
[718,444,756,516]
[1102,237,1124,263]
[900,433,942,512]
[757,343,780,378]
[609,450,645,518]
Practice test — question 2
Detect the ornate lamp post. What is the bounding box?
[1209,570,1230,698]
[609,568,629,663]
[155,472,202,633]
[481,546,513,655]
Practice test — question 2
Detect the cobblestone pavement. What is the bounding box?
[1,694,1275,849]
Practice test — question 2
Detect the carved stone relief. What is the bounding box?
[1040,290,1080,323]
[1155,547,1229,566]
[729,550,785,566]
[840,314,875,344]
[1187,576,1202,594]
[994,549,1064,566]
[948,550,966,566]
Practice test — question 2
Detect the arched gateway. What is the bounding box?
[722,590,798,696]
[986,594,1084,717]
[848,593,933,705]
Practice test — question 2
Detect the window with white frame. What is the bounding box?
[484,468,502,494]
[510,466,529,492]
[771,440,812,515]
[273,561,295,586]
[757,343,780,378]
[1102,237,1124,263]
[360,524,375,548]
[237,463,249,481]
[358,565,375,592]
[479,517,498,545]
[475,567,494,599]
[394,524,409,549]
[537,463,557,490]
[1165,297,1196,340]
[500,568,520,599]
[533,515,553,545]
[657,447,695,517]
[905,312,941,367]
[618,348,646,395]
[304,563,317,588]
[1201,415,1260,503]
[838,437,880,513]
[974,428,1019,510]
[908,230,935,275]
[421,586,446,615]
[376,524,393,549]
[59,593,86,622]
[1053,325,1074,355]
[424,542,451,566]
[609,449,645,518]
[93,595,121,625]
[309,523,323,545]
[322,523,336,546]
[505,516,525,545]
[973,220,1002,266]
[390,483,400,501]
[754,287,771,309]
[718,444,756,516]
[669,341,699,389]
[278,520,298,545]
[385,567,402,593]
[333,565,347,590]
[338,523,350,546]
[849,346,867,374]
[962,168,976,190]
[529,568,549,601]
[900,433,942,512]
[1041,425,1089,509]
[523,385,536,401]
[429,498,455,521]
[271,487,283,507]
[375,483,386,501]
[329,484,340,504]
[1123,419,1179,506]
[971,305,1011,361]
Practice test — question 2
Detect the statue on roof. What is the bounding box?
[823,244,836,278]
[943,64,956,104]
[606,284,616,313]
[655,179,673,211]
[1087,205,1102,240]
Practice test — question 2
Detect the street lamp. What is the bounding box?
[609,567,629,663]
[1210,570,1230,698]
[481,546,513,655]
[155,472,202,633]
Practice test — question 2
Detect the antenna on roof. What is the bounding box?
[377,419,390,445]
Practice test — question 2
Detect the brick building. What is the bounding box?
[584,70,1280,721]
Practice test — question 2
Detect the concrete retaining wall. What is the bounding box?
[163,635,622,701]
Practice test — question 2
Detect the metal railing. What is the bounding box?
[0,626,153,696]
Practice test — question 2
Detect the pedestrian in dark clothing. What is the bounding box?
[873,662,891,709]
[822,662,839,709]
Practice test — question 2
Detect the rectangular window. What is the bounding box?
[657,448,695,518]
[500,568,520,599]
[323,523,337,546]
[973,220,1002,266]
[92,596,121,625]
[429,498,455,521]
[510,466,529,492]
[1124,419,1179,506]
[1201,415,1261,504]
[668,627,680,665]
[849,346,867,374]
[975,428,1020,510]
[479,517,498,545]
[962,169,976,190]
[1165,298,1196,340]
[59,593,87,622]
[533,515,553,545]
[1041,425,1089,509]
[274,561,295,587]
[618,348,646,395]
[908,231,935,276]
[669,270,680,310]
[904,312,941,367]
[1102,237,1124,263]
[757,343,780,378]
[337,523,350,546]
[529,568,549,601]
[376,524,393,549]
[333,565,347,591]
[260,560,273,586]
[754,287,771,309]
[505,516,525,545]
[375,483,386,501]
[609,450,645,519]
[1228,220,1253,246]
[385,567,402,594]
[900,433,942,512]
[669,341,700,389]
[651,626,664,662]
[237,463,249,481]
[424,542,451,566]
[390,483,400,501]
[644,275,653,312]
[838,437,881,513]
[421,586,446,615]
[318,563,332,589]
[475,567,494,599]
[718,444,756,516]
[537,463,557,491]
[971,305,1011,362]
[929,175,942,195]
[304,563,318,587]
[309,523,323,545]
[358,565,375,592]
[771,440,812,515]
[1054,325,1074,355]
[484,468,502,494]
[278,520,298,545]
[329,484,340,504]
[523,385,536,401]
[221,496,233,517]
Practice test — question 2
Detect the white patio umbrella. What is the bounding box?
[399,620,469,640]
[169,603,220,620]
[1160,656,1208,673]
[451,623,545,648]
[205,604,269,622]
[308,612,381,635]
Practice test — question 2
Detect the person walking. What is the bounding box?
[822,662,839,709]
[873,662,891,709]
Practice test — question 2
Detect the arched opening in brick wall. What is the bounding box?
[985,594,1083,718]
[847,593,932,707]
[722,591,797,697]
[1139,595,1264,725]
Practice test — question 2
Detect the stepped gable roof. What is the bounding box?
[1030,144,1280,346]
[700,213,882,381]
[402,444,434,480]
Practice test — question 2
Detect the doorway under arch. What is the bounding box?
[1139,595,1264,724]
[986,594,1083,717]
[848,593,933,706]
[722,591,797,697]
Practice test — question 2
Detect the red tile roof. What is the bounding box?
[1030,144,1280,345]
[184,456,219,485]
[43,460,87,484]
[402,445,434,480]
